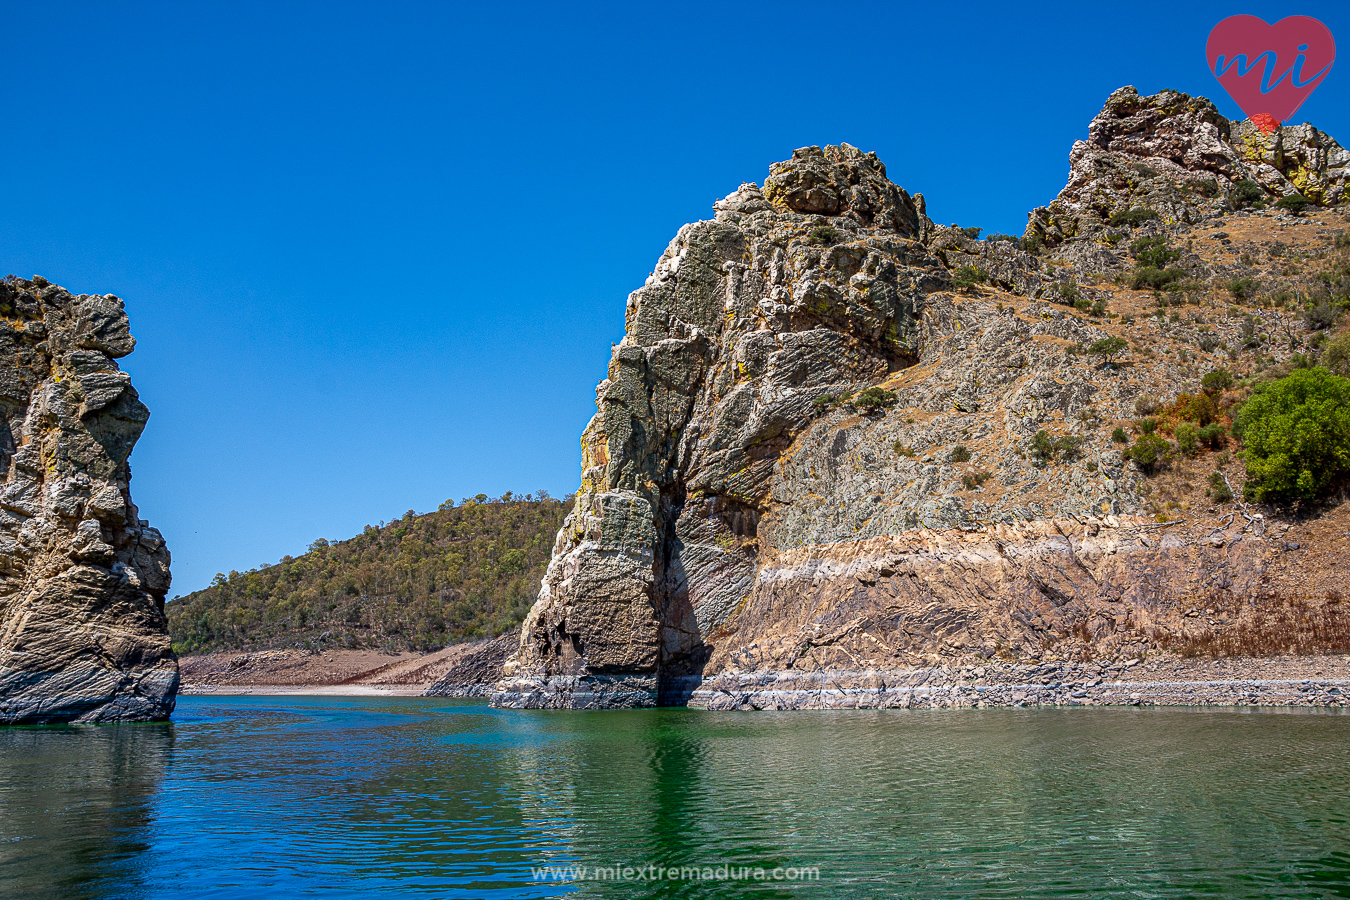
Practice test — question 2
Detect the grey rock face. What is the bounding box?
[1026,86,1350,249]
[0,277,175,724]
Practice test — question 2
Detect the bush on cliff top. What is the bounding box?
[1235,367,1350,503]
[952,264,989,292]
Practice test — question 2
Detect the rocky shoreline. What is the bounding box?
[689,656,1350,710]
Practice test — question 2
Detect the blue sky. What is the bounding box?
[2,1,1347,595]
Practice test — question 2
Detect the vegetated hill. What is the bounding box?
[168,494,571,654]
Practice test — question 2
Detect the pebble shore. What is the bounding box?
[689,656,1350,711]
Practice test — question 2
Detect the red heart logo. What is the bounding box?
[1206,15,1335,132]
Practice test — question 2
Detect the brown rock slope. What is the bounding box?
[492,87,1350,710]
[0,277,175,723]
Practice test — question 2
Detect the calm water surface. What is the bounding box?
[1,696,1349,898]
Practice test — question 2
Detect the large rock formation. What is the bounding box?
[494,145,946,707]
[1026,86,1350,252]
[493,89,1350,709]
[0,277,175,724]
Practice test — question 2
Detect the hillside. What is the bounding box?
[493,86,1350,710]
[168,494,570,654]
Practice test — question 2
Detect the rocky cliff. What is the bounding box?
[492,87,1350,709]
[0,277,174,724]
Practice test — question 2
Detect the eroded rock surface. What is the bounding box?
[1026,86,1350,251]
[494,145,946,708]
[493,90,1350,710]
[0,277,174,724]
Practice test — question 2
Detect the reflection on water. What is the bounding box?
[1,699,1349,898]
[0,722,172,900]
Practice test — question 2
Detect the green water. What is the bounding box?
[1,697,1349,898]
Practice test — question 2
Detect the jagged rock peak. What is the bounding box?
[1027,85,1350,250]
[758,143,923,235]
[0,276,175,724]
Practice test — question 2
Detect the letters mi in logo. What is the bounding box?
[1207,15,1335,132]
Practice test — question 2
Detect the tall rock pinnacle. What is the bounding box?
[0,277,175,724]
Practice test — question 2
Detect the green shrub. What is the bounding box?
[1324,328,1350,376]
[1201,368,1235,394]
[1175,391,1220,426]
[961,470,992,490]
[1275,193,1311,213]
[961,226,983,239]
[893,441,916,457]
[1229,179,1265,207]
[1135,417,1159,435]
[1111,426,1129,444]
[812,394,842,412]
[808,225,841,245]
[1129,267,1186,290]
[985,233,1021,244]
[1030,430,1055,463]
[854,387,898,413]
[1305,300,1343,331]
[1130,235,1182,269]
[948,445,971,463]
[1056,435,1083,461]
[1175,422,1200,456]
[1030,430,1082,464]
[1235,367,1350,502]
[1197,423,1228,450]
[1054,279,1081,305]
[953,265,989,292]
[1227,277,1259,301]
[1108,208,1159,228]
[1127,432,1171,472]
[1335,233,1350,249]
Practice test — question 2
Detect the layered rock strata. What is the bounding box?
[0,277,175,724]
[495,144,945,707]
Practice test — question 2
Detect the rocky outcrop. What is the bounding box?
[423,631,519,697]
[493,144,947,708]
[1026,86,1350,253]
[492,90,1350,710]
[0,277,175,724]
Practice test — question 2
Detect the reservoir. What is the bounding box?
[2,696,1348,898]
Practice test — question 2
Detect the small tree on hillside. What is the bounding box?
[1088,336,1128,367]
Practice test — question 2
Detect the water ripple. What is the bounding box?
[1,700,1349,898]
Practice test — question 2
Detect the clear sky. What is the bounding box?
[2,1,1347,595]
